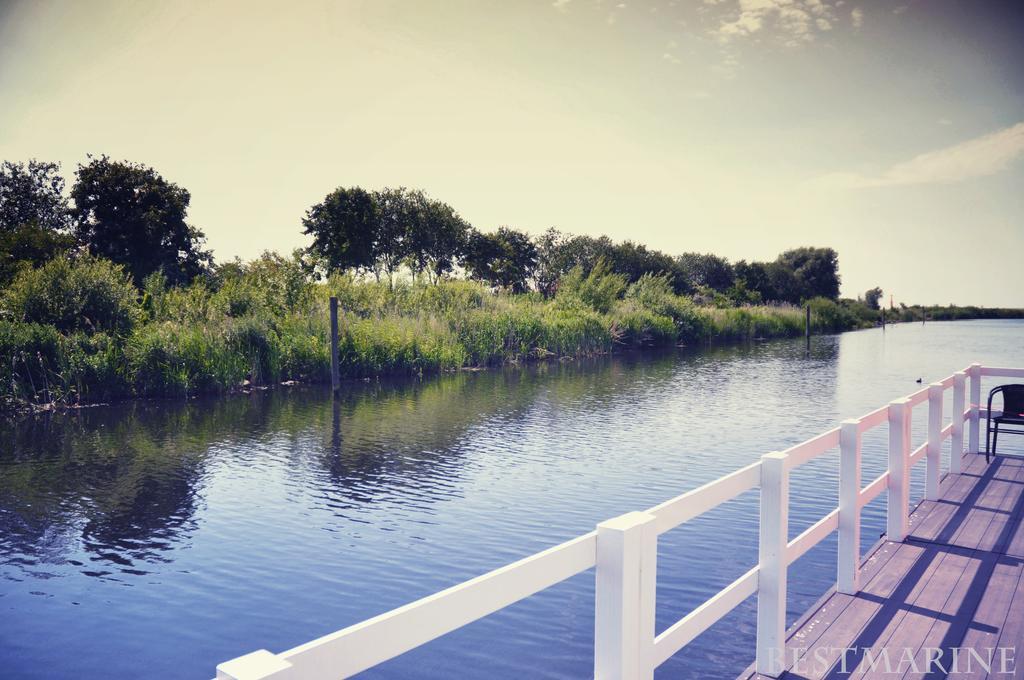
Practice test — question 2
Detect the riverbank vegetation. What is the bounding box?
[2,157,1021,411]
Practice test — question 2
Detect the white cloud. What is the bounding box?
[710,0,838,45]
[552,0,571,12]
[851,6,863,28]
[815,122,1024,189]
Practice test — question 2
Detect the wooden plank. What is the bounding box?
[787,508,839,565]
[784,542,904,673]
[860,470,890,508]
[845,545,960,678]
[946,555,1022,680]
[277,531,598,678]
[989,456,1024,558]
[875,547,975,680]
[652,566,758,666]
[647,461,761,535]
[907,470,980,544]
[991,555,1024,679]
[980,459,1024,555]
[858,405,890,433]
[947,458,1017,552]
[981,367,1024,379]
[784,542,936,680]
[785,427,841,468]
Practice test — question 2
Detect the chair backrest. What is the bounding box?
[1001,385,1024,417]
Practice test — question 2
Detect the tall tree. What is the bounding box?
[302,186,379,276]
[0,160,76,284]
[533,227,573,297]
[0,160,72,233]
[864,287,883,310]
[733,259,803,304]
[418,197,469,283]
[677,252,734,292]
[72,156,211,285]
[462,227,537,293]
[372,187,417,286]
[776,247,841,300]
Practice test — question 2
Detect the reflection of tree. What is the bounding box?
[0,337,833,574]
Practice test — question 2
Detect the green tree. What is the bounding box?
[372,187,417,286]
[1,160,72,233]
[462,227,537,293]
[2,253,140,334]
[864,286,883,310]
[420,197,470,283]
[776,247,841,300]
[71,156,211,286]
[0,160,75,284]
[400,191,471,284]
[677,252,734,292]
[733,259,803,304]
[302,186,379,276]
[533,227,574,297]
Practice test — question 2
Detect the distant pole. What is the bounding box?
[330,296,340,395]
[805,305,811,348]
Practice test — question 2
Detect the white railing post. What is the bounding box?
[969,363,982,454]
[951,371,966,473]
[756,452,790,677]
[926,383,943,500]
[594,511,657,680]
[838,419,862,594]
[216,650,293,680]
[887,399,911,541]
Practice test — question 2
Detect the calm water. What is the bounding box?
[2,320,1022,680]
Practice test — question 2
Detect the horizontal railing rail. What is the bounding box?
[216,363,1022,680]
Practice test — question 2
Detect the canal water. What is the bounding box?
[2,320,1022,679]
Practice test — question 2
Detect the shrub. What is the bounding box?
[2,254,141,335]
[609,301,676,347]
[557,258,626,314]
[807,297,862,333]
[0,321,63,405]
[124,322,246,397]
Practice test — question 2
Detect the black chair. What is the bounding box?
[986,384,1024,462]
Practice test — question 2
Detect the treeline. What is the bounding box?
[1,158,842,306]
[0,156,1018,411]
[299,186,846,305]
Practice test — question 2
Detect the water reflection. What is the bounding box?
[1,321,1021,680]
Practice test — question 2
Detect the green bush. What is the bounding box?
[2,254,141,335]
[557,259,626,314]
[610,300,677,347]
[124,322,246,397]
[807,297,862,333]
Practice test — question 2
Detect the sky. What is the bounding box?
[1,0,1022,306]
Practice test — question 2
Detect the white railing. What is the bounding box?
[216,363,1020,680]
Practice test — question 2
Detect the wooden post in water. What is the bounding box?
[330,296,340,396]
[880,308,885,330]
[805,305,811,349]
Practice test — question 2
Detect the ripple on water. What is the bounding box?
[0,321,1021,679]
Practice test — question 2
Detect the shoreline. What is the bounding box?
[3,316,1007,419]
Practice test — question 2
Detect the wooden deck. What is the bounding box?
[743,453,1024,679]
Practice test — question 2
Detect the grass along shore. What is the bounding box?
[2,254,1020,413]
